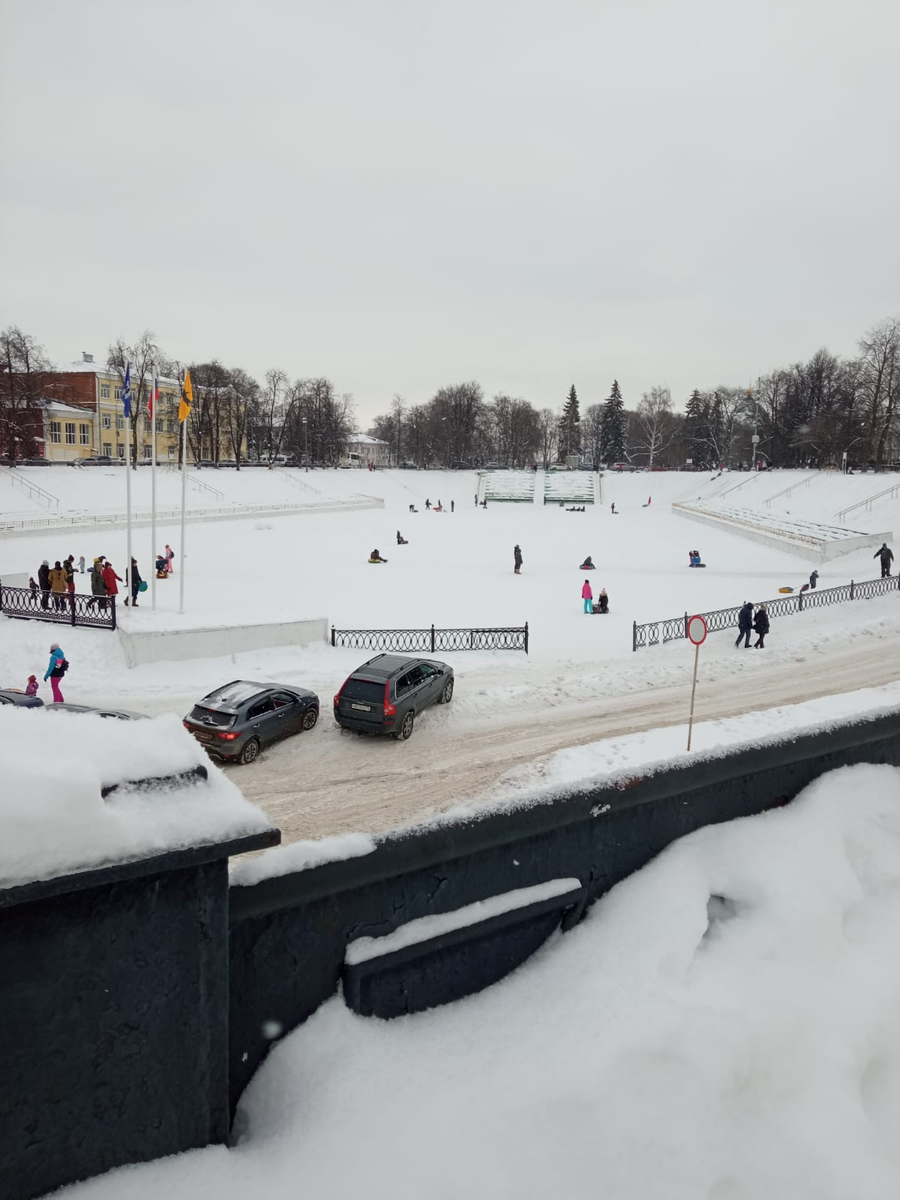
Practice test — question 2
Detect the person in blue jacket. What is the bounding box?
[44,643,67,703]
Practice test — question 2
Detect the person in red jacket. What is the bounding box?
[102,560,122,597]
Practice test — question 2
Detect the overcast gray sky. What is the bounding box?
[2,0,898,423]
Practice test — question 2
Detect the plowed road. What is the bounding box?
[229,641,900,843]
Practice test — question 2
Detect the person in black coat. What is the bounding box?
[735,601,753,648]
[514,544,523,574]
[37,559,51,610]
[809,569,819,589]
[127,557,142,606]
[753,604,769,649]
[874,543,894,578]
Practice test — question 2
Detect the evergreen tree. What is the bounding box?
[683,388,707,466]
[558,384,581,458]
[600,379,626,463]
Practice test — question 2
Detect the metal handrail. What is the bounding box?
[186,472,225,500]
[1,582,117,630]
[633,573,898,650]
[273,467,322,496]
[0,466,60,509]
[332,623,529,654]
[762,471,821,507]
[836,482,900,522]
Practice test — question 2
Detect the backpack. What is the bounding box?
[53,658,69,677]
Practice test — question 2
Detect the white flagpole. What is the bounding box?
[151,368,157,611]
[125,363,132,606]
[178,394,187,614]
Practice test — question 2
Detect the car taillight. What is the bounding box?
[383,681,396,717]
[218,731,240,740]
[183,721,191,730]
[334,676,350,707]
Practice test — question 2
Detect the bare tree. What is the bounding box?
[632,386,676,468]
[107,331,164,467]
[224,368,258,469]
[0,326,54,464]
[538,407,558,468]
[859,317,899,465]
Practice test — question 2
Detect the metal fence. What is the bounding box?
[0,583,117,631]
[633,574,898,650]
[331,624,529,654]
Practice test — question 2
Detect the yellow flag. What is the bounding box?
[179,370,193,423]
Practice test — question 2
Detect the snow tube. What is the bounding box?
[778,586,794,593]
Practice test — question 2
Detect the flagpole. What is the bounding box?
[151,368,157,612]
[179,388,187,614]
[125,362,132,607]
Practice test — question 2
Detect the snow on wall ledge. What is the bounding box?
[672,499,891,562]
[118,616,329,667]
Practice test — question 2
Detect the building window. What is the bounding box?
[116,415,124,431]
[80,425,90,446]
[168,445,176,458]
[102,413,111,429]
[117,444,125,459]
[100,384,111,399]
[114,387,122,400]
[167,419,175,434]
[50,421,61,444]
[65,422,76,445]
[102,442,112,457]
[142,444,151,460]
[155,418,164,432]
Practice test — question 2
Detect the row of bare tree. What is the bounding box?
[3,316,897,469]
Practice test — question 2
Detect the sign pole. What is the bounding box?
[687,642,700,751]
[685,614,708,751]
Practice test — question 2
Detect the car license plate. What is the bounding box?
[194,731,213,743]
[351,703,371,711]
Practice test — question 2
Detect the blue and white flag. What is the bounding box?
[122,363,132,418]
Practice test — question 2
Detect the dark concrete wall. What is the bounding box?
[228,712,900,1110]
[0,830,278,1200]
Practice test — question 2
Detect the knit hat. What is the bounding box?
[42,559,49,566]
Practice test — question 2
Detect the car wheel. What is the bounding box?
[393,710,415,741]
[302,707,319,731]
[239,738,260,765]
[440,678,454,704]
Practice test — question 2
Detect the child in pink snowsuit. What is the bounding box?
[582,579,593,614]
[25,675,38,697]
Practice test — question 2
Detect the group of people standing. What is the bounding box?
[31,545,175,612]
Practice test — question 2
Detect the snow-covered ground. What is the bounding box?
[2,467,899,840]
[53,761,900,1200]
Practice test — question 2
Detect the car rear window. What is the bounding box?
[342,678,385,704]
[189,705,235,727]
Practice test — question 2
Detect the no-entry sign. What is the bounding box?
[687,614,708,646]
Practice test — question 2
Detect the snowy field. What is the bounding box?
[53,762,900,1200]
[2,468,899,839]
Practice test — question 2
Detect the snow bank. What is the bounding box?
[0,709,272,889]
[54,763,900,1199]
[230,831,376,887]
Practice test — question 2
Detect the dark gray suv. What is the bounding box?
[183,680,319,765]
[333,654,454,740]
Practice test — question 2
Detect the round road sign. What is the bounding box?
[687,614,708,646]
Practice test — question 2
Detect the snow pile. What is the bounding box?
[230,831,375,887]
[56,764,900,1199]
[0,709,272,889]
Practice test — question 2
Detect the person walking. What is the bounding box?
[48,561,68,611]
[514,544,523,574]
[425,499,431,510]
[610,502,616,514]
[753,604,769,649]
[451,500,454,513]
[64,555,76,608]
[126,557,142,606]
[38,559,51,610]
[43,643,67,703]
[165,544,175,575]
[582,578,593,614]
[735,601,754,649]
[102,560,122,600]
[809,569,819,589]
[874,542,894,578]
[474,493,478,506]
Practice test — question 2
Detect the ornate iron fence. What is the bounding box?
[331,624,528,654]
[0,582,117,631]
[633,574,898,651]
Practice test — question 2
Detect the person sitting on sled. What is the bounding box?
[580,556,595,570]
[369,549,388,563]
